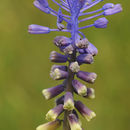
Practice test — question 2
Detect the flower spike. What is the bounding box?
[29,0,122,129]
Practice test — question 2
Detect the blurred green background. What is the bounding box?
[0,0,129,130]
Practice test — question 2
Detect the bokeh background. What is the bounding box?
[0,0,129,130]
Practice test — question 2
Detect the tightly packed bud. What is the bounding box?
[46,104,64,121]
[36,119,61,130]
[83,88,95,99]
[28,24,50,34]
[42,84,64,100]
[72,80,87,96]
[102,3,114,10]
[75,101,96,122]
[85,42,98,56]
[55,95,64,105]
[63,92,74,110]
[50,51,68,63]
[50,68,68,80]
[33,0,50,14]
[77,54,94,64]
[62,44,74,54]
[57,23,65,31]
[51,65,67,72]
[75,38,89,49]
[94,17,108,28]
[104,4,122,16]
[69,62,80,72]
[54,36,71,47]
[68,114,82,130]
[76,71,97,84]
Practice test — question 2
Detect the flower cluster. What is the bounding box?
[28,0,122,130]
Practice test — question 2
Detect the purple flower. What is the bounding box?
[94,17,108,28]
[104,4,123,16]
[77,54,94,64]
[46,104,64,121]
[63,92,74,110]
[33,0,50,14]
[68,114,82,130]
[76,71,97,84]
[50,68,68,80]
[51,65,67,72]
[102,3,114,10]
[50,51,68,63]
[85,42,98,56]
[42,84,64,100]
[72,80,87,96]
[75,101,96,121]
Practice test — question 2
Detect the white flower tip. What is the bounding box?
[50,68,61,80]
[70,62,80,72]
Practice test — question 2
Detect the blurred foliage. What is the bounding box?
[0,0,130,130]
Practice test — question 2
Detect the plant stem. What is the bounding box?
[63,51,76,130]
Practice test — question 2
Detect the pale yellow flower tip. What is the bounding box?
[42,89,51,100]
[36,119,61,130]
[84,111,96,122]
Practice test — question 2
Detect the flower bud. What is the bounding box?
[50,51,68,63]
[33,0,50,14]
[36,119,61,130]
[63,92,74,110]
[69,62,80,73]
[42,84,64,100]
[85,42,98,56]
[78,48,86,54]
[62,44,74,54]
[75,38,89,49]
[68,114,82,130]
[28,24,50,34]
[104,4,122,16]
[51,65,67,72]
[94,17,108,28]
[50,68,68,80]
[46,104,64,121]
[57,23,65,31]
[72,80,87,96]
[35,0,49,8]
[102,3,114,10]
[76,71,97,84]
[54,36,71,47]
[75,101,96,122]
[77,54,94,64]
[55,95,64,105]
[83,88,95,99]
